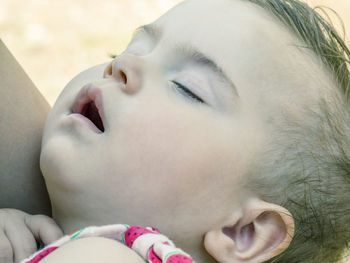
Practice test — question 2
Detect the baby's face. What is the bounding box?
[41,0,325,259]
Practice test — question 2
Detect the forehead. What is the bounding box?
[152,0,325,109]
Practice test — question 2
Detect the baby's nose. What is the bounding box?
[103,54,143,94]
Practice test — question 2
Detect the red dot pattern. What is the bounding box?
[166,253,193,263]
[28,247,58,263]
[148,247,163,263]
[124,226,161,248]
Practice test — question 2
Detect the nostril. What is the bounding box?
[119,70,127,84]
[103,64,113,78]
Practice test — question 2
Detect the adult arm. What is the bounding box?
[0,39,51,216]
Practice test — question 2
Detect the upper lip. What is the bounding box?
[71,83,106,133]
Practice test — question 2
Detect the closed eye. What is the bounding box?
[171,81,205,104]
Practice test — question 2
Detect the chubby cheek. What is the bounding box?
[105,101,245,208]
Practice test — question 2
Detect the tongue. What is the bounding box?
[83,102,105,132]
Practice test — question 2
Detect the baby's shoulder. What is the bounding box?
[41,236,145,263]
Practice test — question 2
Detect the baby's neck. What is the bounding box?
[47,178,218,262]
[52,206,217,262]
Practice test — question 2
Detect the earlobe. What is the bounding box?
[204,228,238,263]
[204,198,294,263]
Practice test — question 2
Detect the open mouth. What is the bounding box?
[71,84,105,133]
[80,101,105,132]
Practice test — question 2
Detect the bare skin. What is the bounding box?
[41,0,313,261]
[0,39,51,216]
[0,0,340,261]
[41,237,145,263]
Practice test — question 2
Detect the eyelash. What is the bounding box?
[171,81,205,104]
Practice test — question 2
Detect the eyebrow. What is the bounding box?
[132,24,239,96]
[173,44,238,96]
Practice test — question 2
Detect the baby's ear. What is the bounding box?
[204,198,294,263]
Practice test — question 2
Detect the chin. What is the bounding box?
[40,137,76,189]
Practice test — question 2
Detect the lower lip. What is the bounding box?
[68,113,103,134]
